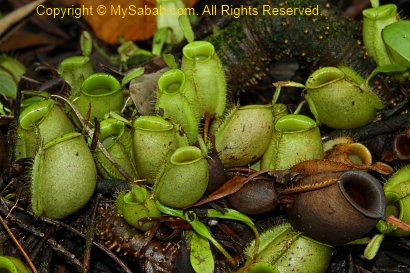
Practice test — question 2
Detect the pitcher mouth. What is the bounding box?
[274,114,317,133]
[338,171,386,219]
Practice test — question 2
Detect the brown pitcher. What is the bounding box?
[285,170,386,245]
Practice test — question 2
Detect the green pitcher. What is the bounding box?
[133,115,188,184]
[213,104,274,168]
[261,114,323,171]
[155,146,208,208]
[94,117,138,180]
[31,132,97,219]
[305,66,383,129]
[15,99,75,159]
[73,73,123,122]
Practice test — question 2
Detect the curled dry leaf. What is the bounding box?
[79,0,198,44]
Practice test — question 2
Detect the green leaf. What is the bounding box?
[366,64,408,84]
[163,54,178,69]
[81,31,93,57]
[179,15,195,43]
[0,101,6,115]
[20,96,47,110]
[0,54,26,82]
[0,73,17,99]
[383,21,410,67]
[364,233,384,260]
[190,232,214,273]
[371,0,380,8]
[152,27,168,56]
[155,200,184,218]
[305,94,320,124]
[185,211,235,265]
[208,209,254,228]
[122,67,144,87]
[207,208,260,263]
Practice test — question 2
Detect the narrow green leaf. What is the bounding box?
[155,200,184,218]
[366,64,408,83]
[152,27,169,56]
[272,81,305,88]
[80,31,93,57]
[272,86,281,105]
[364,233,384,260]
[105,111,131,124]
[190,232,214,273]
[207,208,260,263]
[20,96,47,110]
[208,209,254,228]
[305,94,320,124]
[346,237,372,245]
[122,67,144,87]
[179,15,195,43]
[163,54,178,69]
[185,211,235,265]
[0,101,6,115]
[0,73,17,99]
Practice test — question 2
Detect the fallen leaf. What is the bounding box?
[193,170,272,207]
[129,67,167,115]
[79,0,197,44]
[0,30,57,52]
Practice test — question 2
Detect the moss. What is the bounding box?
[204,0,374,90]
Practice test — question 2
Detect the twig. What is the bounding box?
[0,203,85,272]
[0,197,133,273]
[0,214,39,273]
[82,195,101,273]
[0,0,46,36]
[38,247,52,273]
[328,113,410,141]
[50,94,133,182]
[30,225,56,260]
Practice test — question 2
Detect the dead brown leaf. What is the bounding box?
[0,30,57,51]
[80,0,197,44]
[193,170,273,207]
[129,67,167,115]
